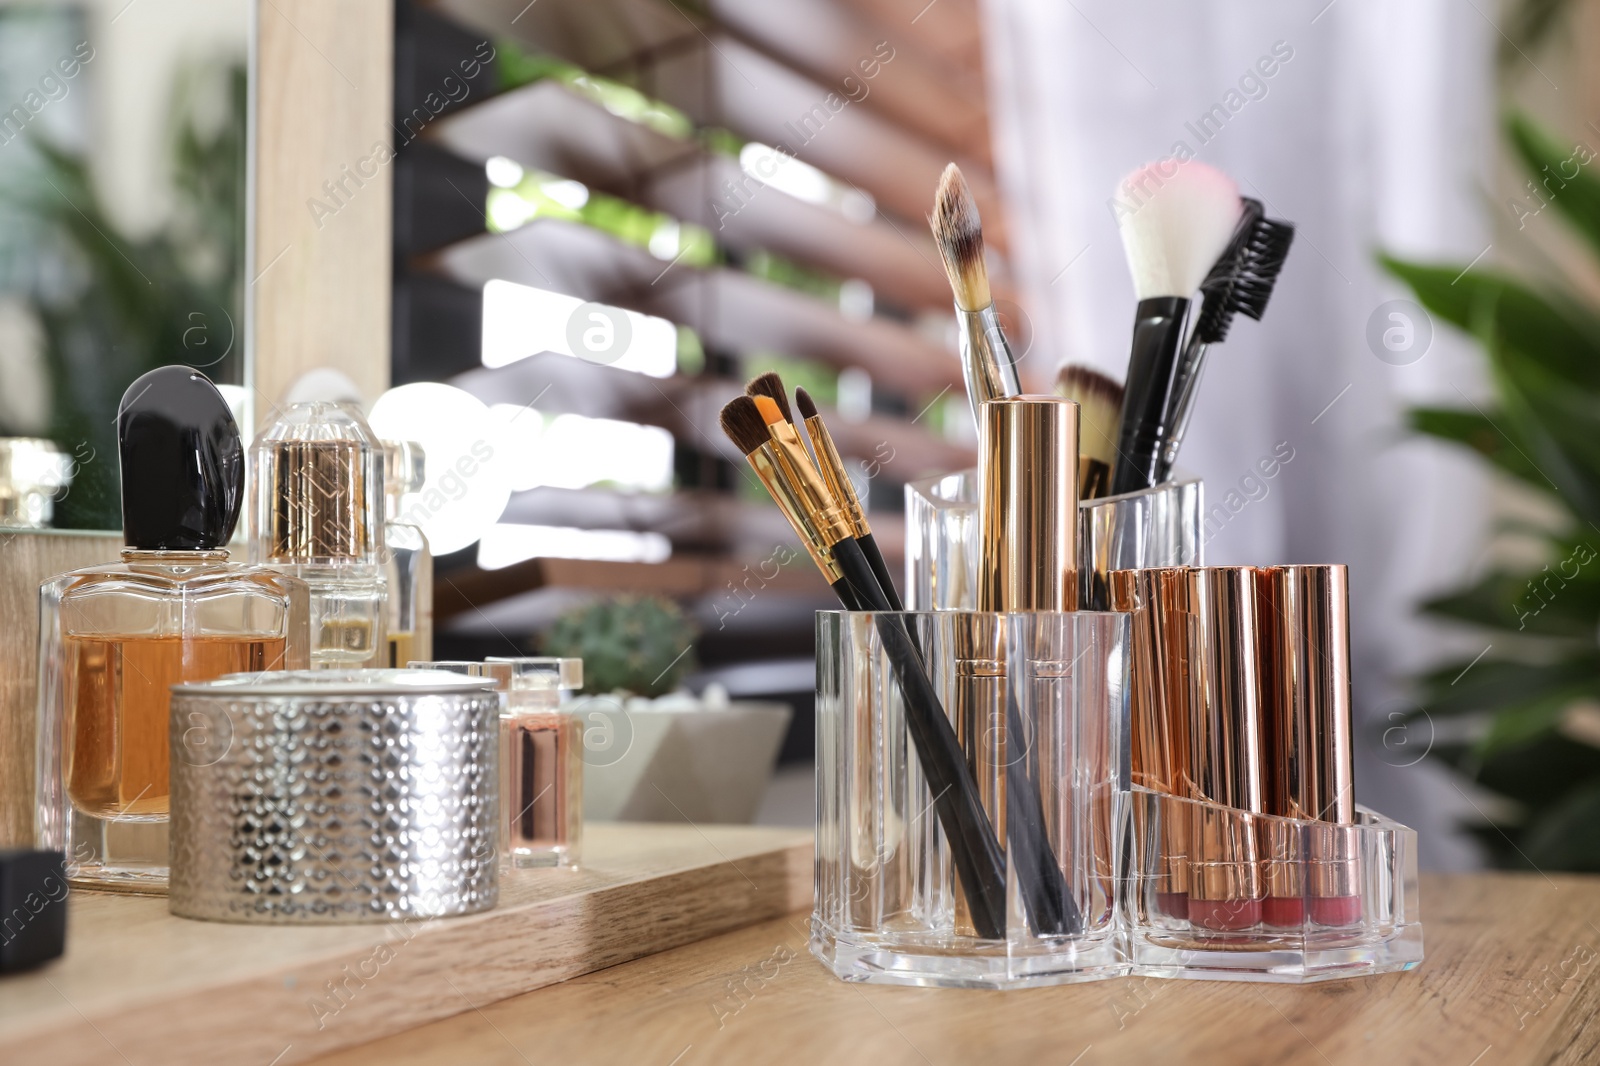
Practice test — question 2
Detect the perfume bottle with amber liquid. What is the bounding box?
[380,439,432,667]
[35,367,310,893]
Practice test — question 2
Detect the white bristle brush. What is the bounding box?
[1109,160,1242,494]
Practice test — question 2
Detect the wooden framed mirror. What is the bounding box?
[0,0,393,844]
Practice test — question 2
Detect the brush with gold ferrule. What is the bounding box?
[1054,364,1124,501]
[931,163,1021,423]
[793,386,905,611]
[745,371,801,434]
[720,395,1009,938]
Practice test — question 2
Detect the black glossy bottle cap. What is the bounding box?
[0,849,68,972]
[117,366,244,550]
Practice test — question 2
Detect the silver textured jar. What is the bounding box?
[168,670,501,923]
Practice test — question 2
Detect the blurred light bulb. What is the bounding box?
[477,524,671,569]
[542,178,590,210]
[369,383,512,554]
[481,279,676,377]
[839,279,874,322]
[486,155,525,188]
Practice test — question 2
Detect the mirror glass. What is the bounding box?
[0,0,249,530]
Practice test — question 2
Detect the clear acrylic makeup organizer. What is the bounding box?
[810,475,1424,988]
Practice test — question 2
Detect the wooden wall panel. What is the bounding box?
[0,531,123,846]
[252,0,394,411]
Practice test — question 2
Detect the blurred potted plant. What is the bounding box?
[1384,113,1600,870]
[11,62,245,529]
[541,594,699,696]
[541,595,790,824]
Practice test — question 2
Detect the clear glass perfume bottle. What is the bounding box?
[251,402,387,668]
[406,657,585,869]
[381,440,432,668]
[488,657,584,869]
[35,366,310,893]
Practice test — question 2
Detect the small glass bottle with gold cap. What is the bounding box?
[380,440,432,667]
[251,402,388,668]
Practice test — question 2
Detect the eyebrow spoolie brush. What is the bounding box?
[1154,200,1295,482]
[720,395,1009,939]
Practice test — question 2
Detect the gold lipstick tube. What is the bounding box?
[976,397,1079,613]
[951,613,1006,937]
[1274,564,1359,926]
[1186,566,1266,931]
[975,397,1086,934]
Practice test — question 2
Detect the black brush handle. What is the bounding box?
[1154,337,1211,484]
[841,539,1079,936]
[857,532,904,612]
[832,538,1009,940]
[1111,296,1189,495]
[1002,683,1083,936]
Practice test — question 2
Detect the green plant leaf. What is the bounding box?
[1415,655,1600,716]
[1521,782,1600,871]
[1409,406,1551,490]
[1500,0,1575,71]
[1489,343,1600,528]
[1506,112,1600,263]
[1478,691,1574,756]
[1379,257,1600,389]
[1475,732,1600,809]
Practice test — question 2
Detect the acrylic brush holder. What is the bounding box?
[904,471,1204,611]
[1125,788,1423,982]
[812,609,1131,989]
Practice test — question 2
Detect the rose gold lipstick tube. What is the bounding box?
[1269,564,1358,926]
[1186,566,1266,932]
[1109,567,1193,919]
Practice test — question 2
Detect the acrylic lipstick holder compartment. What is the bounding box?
[1126,788,1423,981]
[904,472,1204,611]
[812,609,1131,989]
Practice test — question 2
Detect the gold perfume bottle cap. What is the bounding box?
[252,402,384,564]
[976,396,1079,612]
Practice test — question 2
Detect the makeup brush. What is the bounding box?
[931,163,1021,422]
[746,370,798,430]
[720,395,1009,938]
[1155,202,1295,482]
[1054,364,1124,500]
[793,386,905,610]
[1109,161,1243,495]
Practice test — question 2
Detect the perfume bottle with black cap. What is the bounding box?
[251,402,387,667]
[35,366,310,893]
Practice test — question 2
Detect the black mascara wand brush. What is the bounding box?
[1155,202,1295,481]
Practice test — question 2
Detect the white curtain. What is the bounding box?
[983,0,1497,868]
